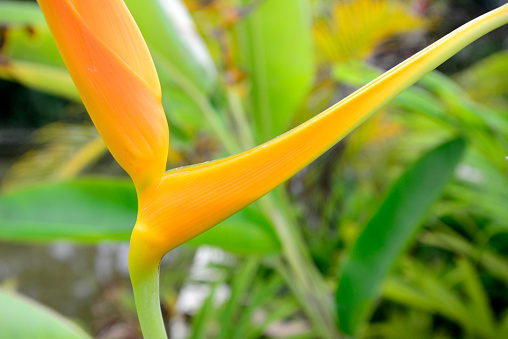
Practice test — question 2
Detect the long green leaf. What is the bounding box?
[336,138,466,336]
[190,284,218,339]
[0,178,136,242]
[234,0,315,141]
[0,288,91,339]
[0,178,280,253]
[124,0,216,93]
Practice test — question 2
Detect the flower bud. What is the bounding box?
[38,0,169,188]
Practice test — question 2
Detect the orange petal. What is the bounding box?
[38,0,168,187]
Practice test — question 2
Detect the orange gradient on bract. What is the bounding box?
[38,0,169,188]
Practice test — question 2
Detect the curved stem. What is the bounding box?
[131,265,166,339]
[129,228,167,339]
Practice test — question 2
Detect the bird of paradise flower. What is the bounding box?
[37,0,508,337]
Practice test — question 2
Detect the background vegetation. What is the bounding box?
[0,0,507,338]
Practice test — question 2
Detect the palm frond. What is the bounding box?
[314,0,426,62]
[1,123,106,191]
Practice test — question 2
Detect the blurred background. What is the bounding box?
[0,0,507,338]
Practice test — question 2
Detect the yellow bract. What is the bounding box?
[38,0,169,189]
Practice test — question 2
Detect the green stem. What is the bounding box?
[129,230,168,339]
[224,83,339,338]
[192,93,239,154]
[226,86,256,149]
[153,51,239,154]
[131,265,167,339]
[260,193,340,339]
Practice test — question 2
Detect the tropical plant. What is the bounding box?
[0,0,507,338]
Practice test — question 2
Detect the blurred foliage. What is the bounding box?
[337,138,466,336]
[0,287,92,338]
[0,0,507,338]
[454,50,508,111]
[314,0,426,63]
[1,123,105,191]
[233,0,315,141]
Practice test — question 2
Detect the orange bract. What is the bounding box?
[38,0,168,188]
[129,3,508,266]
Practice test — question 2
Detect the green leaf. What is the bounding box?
[0,178,280,253]
[189,207,281,254]
[219,257,260,339]
[234,0,315,141]
[0,178,137,242]
[383,259,499,338]
[124,0,216,93]
[0,1,79,100]
[458,259,496,333]
[454,50,508,109]
[382,263,472,332]
[190,284,218,339]
[0,288,91,339]
[420,231,508,286]
[336,138,466,336]
[0,1,64,68]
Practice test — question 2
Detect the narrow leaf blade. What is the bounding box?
[235,0,315,140]
[336,138,466,336]
[124,0,216,92]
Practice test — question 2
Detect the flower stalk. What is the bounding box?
[129,235,167,338]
